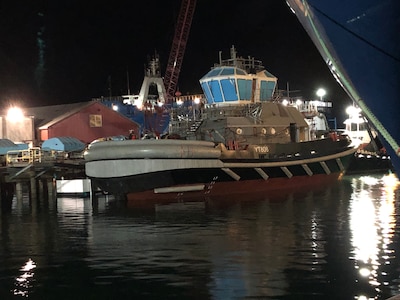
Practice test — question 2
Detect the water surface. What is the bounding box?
[1,174,399,299]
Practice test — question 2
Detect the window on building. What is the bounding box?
[89,114,102,127]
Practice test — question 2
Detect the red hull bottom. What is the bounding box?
[126,172,344,207]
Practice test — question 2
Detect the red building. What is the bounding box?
[25,101,139,145]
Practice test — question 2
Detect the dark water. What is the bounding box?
[1,174,400,299]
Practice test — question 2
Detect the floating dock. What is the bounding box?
[56,178,91,197]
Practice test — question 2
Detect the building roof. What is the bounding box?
[0,139,29,155]
[41,137,86,152]
[23,100,138,130]
[24,101,95,128]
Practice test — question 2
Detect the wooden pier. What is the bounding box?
[0,157,87,213]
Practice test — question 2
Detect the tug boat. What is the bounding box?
[84,47,357,202]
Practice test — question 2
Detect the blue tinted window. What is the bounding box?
[237,79,252,100]
[210,80,223,102]
[260,81,267,100]
[206,68,221,77]
[259,81,269,100]
[266,81,276,99]
[220,67,235,75]
[201,82,214,103]
[259,80,276,100]
[236,69,246,75]
[221,79,238,101]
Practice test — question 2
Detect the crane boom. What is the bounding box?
[163,0,197,103]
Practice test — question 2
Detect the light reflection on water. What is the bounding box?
[349,174,400,300]
[13,258,36,297]
[0,174,399,299]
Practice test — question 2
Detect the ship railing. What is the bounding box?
[216,57,265,73]
[169,103,264,135]
[204,104,260,119]
[169,118,203,136]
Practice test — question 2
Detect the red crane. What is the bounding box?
[163,0,197,103]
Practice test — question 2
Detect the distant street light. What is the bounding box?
[6,106,24,122]
[316,88,326,101]
[192,97,200,121]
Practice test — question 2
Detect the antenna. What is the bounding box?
[126,67,131,95]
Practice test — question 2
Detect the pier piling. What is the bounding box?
[0,160,86,213]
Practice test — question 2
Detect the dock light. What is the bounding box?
[282,99,289,106]
[346,105,361,117]
[112,104,118,111]
[6,106,24,122]
[316,88,326,100]
[176,99,183,106]
[134,99,143,110]
[192,97,201,122]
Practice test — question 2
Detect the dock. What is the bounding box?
[0,147,89,212]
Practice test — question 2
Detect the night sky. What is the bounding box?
[0,0,351,121]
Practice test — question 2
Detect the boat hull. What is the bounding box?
[346,152,394,175]
[85,139,356,202]
[125,172,343,205]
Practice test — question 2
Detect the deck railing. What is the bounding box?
[6,147,43,166]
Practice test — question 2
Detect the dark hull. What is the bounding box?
[90,149,355,202]
[346,152,394,175]
[125,173,343,206]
